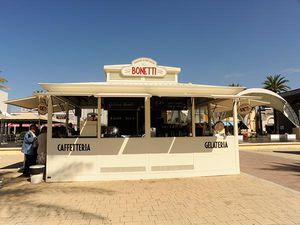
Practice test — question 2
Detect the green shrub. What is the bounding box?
[19,131,27,140]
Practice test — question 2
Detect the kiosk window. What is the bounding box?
[52,96,99,138]
[101,97,145,138]
[151,97,192,137]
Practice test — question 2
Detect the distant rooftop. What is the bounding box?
[280,88,300,97]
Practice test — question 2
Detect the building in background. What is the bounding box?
[255,106,274,134]
[278,89,300,134]
[0,90,8,114]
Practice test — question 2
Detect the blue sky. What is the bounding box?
[1,0,300,103]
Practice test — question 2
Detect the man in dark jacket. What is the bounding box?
[21,124,38,176]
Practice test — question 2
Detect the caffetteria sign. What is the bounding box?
[121,58,167,77]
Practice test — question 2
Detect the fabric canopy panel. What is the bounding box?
[5,96,39,109]
[1,113,60,123]
[209,88,299,127]
[237,88,299,127]
[5,96,75,113]
[3,113,48,121]
[210,98,271,113]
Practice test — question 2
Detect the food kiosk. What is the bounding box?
[8,57,297,182]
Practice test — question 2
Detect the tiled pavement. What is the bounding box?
[240,150,300,192]
[240,147,300,161]
[1,152,300,225]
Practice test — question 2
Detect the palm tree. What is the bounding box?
[228,83,242,87]
[0,71,8,90]
[262,74,290,133]
[262,74,290,93]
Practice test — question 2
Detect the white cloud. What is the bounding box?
[281,68,300,74]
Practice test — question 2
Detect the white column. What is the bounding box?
[46,96,53,181]
[97,97,102,138]
[191,97,195,137]
[47,96,53,140]
[233,99,239,138]
[233,98,240,173]
[144,96,151,138]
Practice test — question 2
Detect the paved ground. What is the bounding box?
[1,151,300,225]
[240,148,300,161]
[240,150,300,192]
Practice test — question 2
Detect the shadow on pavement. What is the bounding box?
[261,162,300,174]
[0,172,116,222]
[273,151,300,155]
[0,161,23,169]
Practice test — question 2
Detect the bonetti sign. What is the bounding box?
[121,58,167,77]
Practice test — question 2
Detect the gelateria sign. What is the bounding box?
[121,58,167,77]
[204,141,228,149]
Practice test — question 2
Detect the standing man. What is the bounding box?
[22,124,38,177]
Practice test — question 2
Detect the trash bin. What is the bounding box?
[29,165,45,184]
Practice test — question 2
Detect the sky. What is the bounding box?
[1,0,300,105]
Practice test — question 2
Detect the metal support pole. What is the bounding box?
[65,102,69,127]
[77,115,81,134]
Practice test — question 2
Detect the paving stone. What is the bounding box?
[1,153,300,225]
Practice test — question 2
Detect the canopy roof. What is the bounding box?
[0,112,60,123]
[238,88,299,127]
[212,88,299,127]
[5,96,75,113]
[5,82,299,127]
[5,96,39,109]
[38,82,245,97]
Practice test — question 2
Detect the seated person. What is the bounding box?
[67,123,77,136]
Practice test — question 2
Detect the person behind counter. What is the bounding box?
[53,125,68,138]
[21,124,38,177]
[67,123,77,136]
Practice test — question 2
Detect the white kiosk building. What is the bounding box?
[6,57,299,182]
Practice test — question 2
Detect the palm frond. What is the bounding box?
[0,77,7,83]
[262,74,290,93]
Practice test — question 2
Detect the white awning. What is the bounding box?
[237,88,299,127]
[5,96,75,113]
[95,93,152,97]
[5,96,38,109]
[1,113,60,123]
[213,88,299,127]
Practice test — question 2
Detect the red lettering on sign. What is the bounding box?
[131,67,157,75]
[132,67,136,74]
